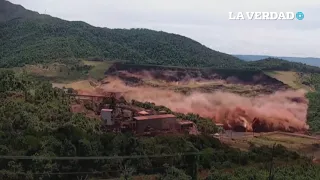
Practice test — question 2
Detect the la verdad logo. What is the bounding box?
[228,12,304,20]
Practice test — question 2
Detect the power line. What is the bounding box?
[1,165,188,176]
[32,171,105,175]
[0,152,202,160]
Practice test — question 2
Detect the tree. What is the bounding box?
[159,166,191,180]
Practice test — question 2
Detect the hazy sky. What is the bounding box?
[9,0,320,57]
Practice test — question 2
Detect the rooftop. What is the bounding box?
[177,120,194,125]
[101,109,113,112]
[215,123,224,127]
[134,114,176,121]
[138,110,149,115]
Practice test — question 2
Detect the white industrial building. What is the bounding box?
[101,109,113,125]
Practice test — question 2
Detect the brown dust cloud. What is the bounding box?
[83,77,310,132]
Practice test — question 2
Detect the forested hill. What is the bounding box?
[235,54,320,67]
[0,0,242,68]
[246,58,320,73]
[2,0,320,74]
[0,0,39,22]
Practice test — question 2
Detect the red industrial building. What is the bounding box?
[133,114,177,134]
[176,120,194,133]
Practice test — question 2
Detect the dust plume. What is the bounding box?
[90,77,309,132]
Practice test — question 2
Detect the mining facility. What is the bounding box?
[68,91,308,138]
[100,107,197,135]
[69,92,198,136]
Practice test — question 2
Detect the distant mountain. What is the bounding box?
[0,0,242,68]
[235,55,320,67]
[0,0,40,22]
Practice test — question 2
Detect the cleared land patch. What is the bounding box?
[52,79,98,90]
[6,60,115,83]
[9,63,90,82]
[82,60,114,79]
[265,71,314,91]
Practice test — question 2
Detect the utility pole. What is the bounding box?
[268,144,276,180]
[191,154,199,180]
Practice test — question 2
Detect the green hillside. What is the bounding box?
[246,58,320,91]
[2,0,320,91]
[2,0,320,74]
[246,58,320,73]
[235,54,320,67]
[0,0,39,22]
[0,0,242,68]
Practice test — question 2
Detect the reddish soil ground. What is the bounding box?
[71,103,100,119]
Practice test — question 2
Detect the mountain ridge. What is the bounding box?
[235,54,320,67]
[0,0,243,68]
[0,0,40,22]
[2,0,320,75]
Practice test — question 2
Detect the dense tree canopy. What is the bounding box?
[2,1,320,77]
[0,0,242,68]
[306,92,320,132]
[246,58,320,73]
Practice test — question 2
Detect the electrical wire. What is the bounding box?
[0,152,201,160]
[1,165,188,176]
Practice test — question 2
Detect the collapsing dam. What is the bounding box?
[73,63,309,133]
[94,75,309,133]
